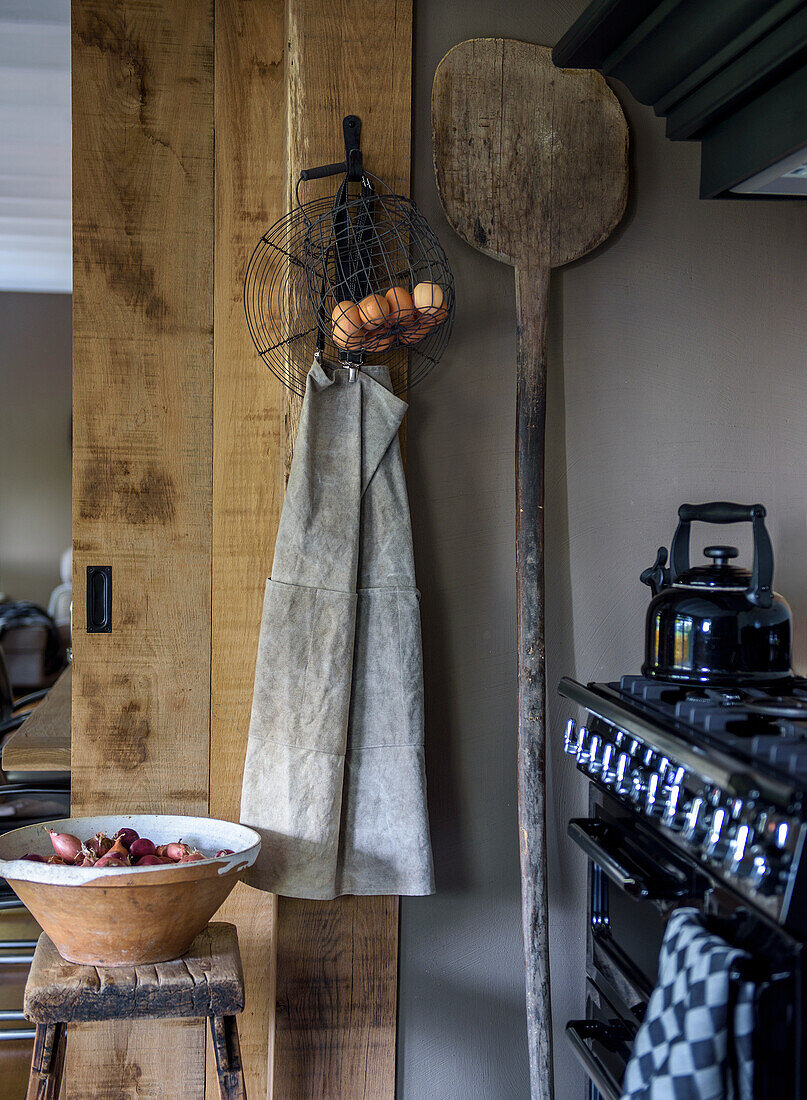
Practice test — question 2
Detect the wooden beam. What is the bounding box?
[208,1,286,1096]
[70,2,214,1095]
[275,2,413,1096]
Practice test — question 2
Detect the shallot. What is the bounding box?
[94,854,128,868]
[129,838,156,859]
[163,842,190,862]
[48,830,83,862]
[17,824,240,871]
[86,833,113,857]
[105,835,130,861]
[113,828,139,850]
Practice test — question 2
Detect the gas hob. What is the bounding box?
[558,675,807,933]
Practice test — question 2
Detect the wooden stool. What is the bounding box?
[23,921,246,1099]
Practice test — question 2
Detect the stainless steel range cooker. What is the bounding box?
[559,673,807,1100]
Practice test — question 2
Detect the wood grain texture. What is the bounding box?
[209,1014,247,1100]
[209,1,285,1096]
[275,896,398,1099]
[275,2,412,1096]
[25,924,244,1023]
[25,1022,65,1100]
[2,667,71,774]
[71,1,214,1094]
[283,0,413,475]
[433,39,628,1100]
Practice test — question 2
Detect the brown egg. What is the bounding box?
[364,330,395,352]
[357,293,391,330]
[398,318,433,346]
[333,327,365,350]
[412,281,444,318]
[331,301,362,344]
[384,286,415,325]
[420,304,449,328]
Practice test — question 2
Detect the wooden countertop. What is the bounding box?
[2,667,71,774]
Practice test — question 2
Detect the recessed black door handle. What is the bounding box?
[86,566,111,633]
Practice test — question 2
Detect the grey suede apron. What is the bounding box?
[240,359,434,899]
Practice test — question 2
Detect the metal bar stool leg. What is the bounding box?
[26,1021,66,1100]
[209,1014,247,1100]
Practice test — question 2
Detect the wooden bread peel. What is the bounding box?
[432,39,628,1099]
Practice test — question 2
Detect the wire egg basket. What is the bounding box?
[244,116,454,397]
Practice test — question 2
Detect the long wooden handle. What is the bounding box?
[515,260,553,1100]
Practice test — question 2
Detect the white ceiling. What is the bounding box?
[0,0,70,293]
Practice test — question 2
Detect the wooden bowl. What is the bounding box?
[0,815,261,967]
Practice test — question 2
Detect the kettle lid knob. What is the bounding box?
[704,545,739,566]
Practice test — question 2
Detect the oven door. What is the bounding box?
[567,788,706,1099]
[566,786,805,1100]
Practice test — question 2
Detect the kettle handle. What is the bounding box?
[670,502,773,608]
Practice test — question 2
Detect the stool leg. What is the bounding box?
[209,1015,247,1100]
[26,1022,66,1100]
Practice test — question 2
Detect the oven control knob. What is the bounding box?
[563,719,579,755]
[703,806,732,858]
[758,812,792,851]
[728,823,753,868]
[614,752,632,796]
[599,741,617,784]
[748,845,773,892]
[662,782,684,829]
[586,733,605,776]
[644,771,666,816]
[630,768,650,803]
[682,798,708,842]
[575,726,594,765]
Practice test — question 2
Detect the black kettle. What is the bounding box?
[640,502,792,685]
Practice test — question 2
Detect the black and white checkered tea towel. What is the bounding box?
[621,907,755,1100]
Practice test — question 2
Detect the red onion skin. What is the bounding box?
[129,838,156,859]
[105,836,130,862]
[216,849,234,857]
[47,856,69,865]
[113,828,139,850]
[95,855,129,868]
[179,851,205,862]
[87,834,113,858]
[135,855,164,866]
[21,853,46,863]
[164,842,190,862]
[48,830,83,862]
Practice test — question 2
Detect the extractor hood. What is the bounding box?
[553,0,807,199]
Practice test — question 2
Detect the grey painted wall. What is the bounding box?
[0,292,72,607]
[402,2,807,1098]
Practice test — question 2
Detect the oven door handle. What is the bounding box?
[569,818,688,901]
[565,1020,623,1100]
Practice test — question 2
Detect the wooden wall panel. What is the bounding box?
[73,2,413,1095]
[208,1,285,1096]
[276,2,413,1097]
[71,2,214,1096]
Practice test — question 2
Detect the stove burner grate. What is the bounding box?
[616,674,807,784]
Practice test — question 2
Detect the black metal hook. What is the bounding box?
[299,115,363,183]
